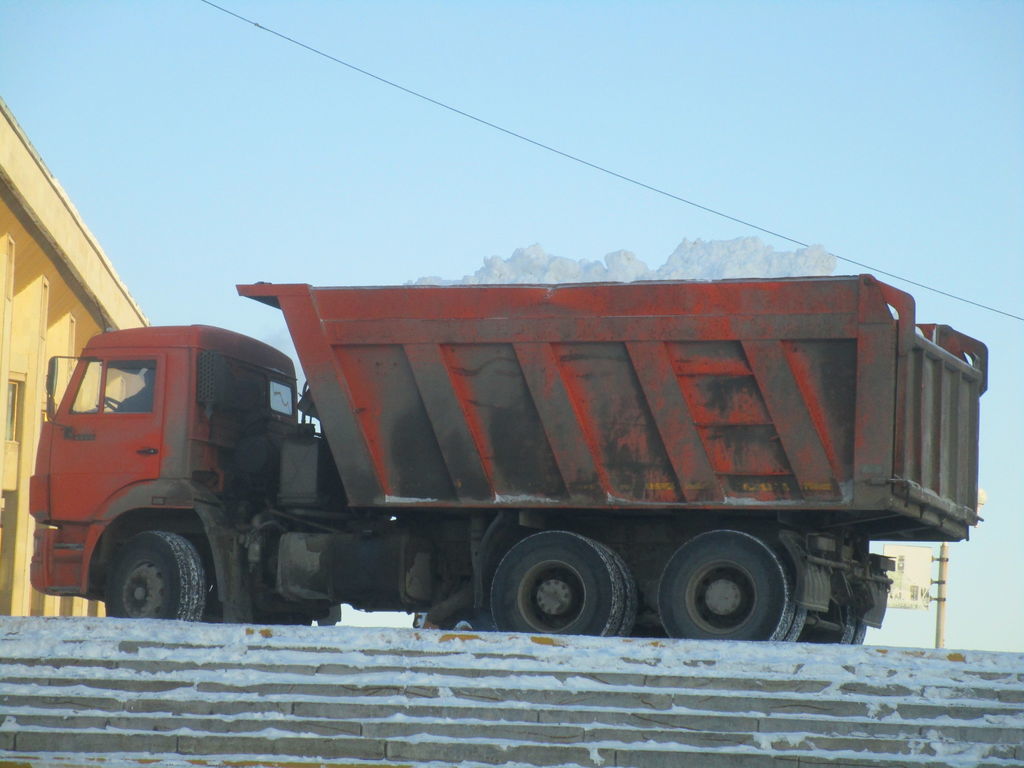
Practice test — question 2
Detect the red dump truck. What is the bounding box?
[30,275,986,643]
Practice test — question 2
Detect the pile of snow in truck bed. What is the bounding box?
[414,238,836,285]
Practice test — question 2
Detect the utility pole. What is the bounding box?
[933,542,950,649]
[934,490,987,649]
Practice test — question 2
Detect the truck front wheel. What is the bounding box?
[105,531,206,620]
[658,530,794,641]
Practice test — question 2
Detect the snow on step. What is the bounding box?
[1,617,1022,768]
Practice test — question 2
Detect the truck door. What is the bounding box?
[47,356,165,524]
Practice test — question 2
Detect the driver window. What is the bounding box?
[71,361,102,414]
[104,360,157,414]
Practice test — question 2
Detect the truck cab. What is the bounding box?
[30,325,300,622]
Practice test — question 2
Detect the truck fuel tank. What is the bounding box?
[276,531,433,610]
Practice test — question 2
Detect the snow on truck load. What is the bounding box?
[30,275,986,645]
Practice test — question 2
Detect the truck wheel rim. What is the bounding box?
[122,562,165,618]
[686,562,756,634]
[517,560,585,631]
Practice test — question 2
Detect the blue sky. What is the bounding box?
[3,1,1022,650]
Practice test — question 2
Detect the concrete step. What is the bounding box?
[3,667,1019,728]
[6,706,1023,759]
[12,652,1024,705]
[4,727,1022,768]
[1,616,1022,768]
[3,690,1021,754]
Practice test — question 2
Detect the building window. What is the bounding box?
[5,381,18,442]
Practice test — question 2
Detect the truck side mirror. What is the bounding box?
[45,356,84,420]
[45,357,58,419]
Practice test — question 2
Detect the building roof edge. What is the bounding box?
[0,97,148,329]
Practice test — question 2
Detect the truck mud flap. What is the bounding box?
[777,532,830,612]
[858,554,892,629]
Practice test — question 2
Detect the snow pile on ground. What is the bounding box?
[0,615,1019,683]
[415,237,836,285]
[2,616,1022,767]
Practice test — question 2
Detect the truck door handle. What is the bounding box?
[137,447,159,455]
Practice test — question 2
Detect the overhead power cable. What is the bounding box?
[199,0,1022,323]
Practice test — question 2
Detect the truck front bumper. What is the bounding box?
[30,523,89,597]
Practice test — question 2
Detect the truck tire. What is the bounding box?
[785,605,809,642]
[658,530,793,641]
[490,531,625,636]
[595,541,638,636]
[850,619,868,645]
[799,605,865,644]
[105,531,206,620]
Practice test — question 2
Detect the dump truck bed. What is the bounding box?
[239,275,986,541]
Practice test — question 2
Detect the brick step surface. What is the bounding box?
[1,616,1022,768]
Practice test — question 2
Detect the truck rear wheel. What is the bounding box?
[799,605,866,644]
[658,530,793,641]
[595,540,638,636]
[490,531,625,636]
[105,531,206,620]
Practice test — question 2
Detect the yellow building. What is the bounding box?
[0,98,147,616]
